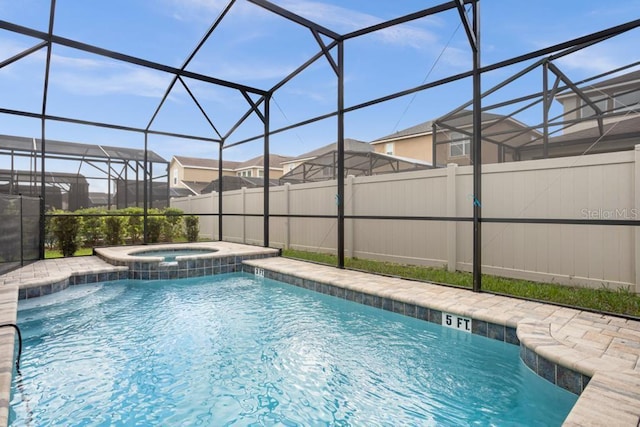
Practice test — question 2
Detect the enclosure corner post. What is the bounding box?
[471,0,482,292]
[263,93,271,248]
[337,40,345,269]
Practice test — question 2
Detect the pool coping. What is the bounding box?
[242,257,640,427]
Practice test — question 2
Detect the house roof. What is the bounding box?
[372,110,505,143]
[180,180,212,195]
[201,176,279,193]
[235,154,292,169]
[583,69,640,91]
[541,115,640,146]
[172,155,240,170]
[282,139,371,163]
[555,69,640,101]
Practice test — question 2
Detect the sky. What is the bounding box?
[0,0,639,190]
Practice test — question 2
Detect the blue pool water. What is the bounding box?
[11,273,577,426]
[130,248,215,262]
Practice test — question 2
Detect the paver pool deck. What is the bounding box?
[0,244,639,426]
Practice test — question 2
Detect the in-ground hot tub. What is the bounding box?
[95,242,279,280]
[129,248,217,262]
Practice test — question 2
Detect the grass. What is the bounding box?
[45,247,94,259]
[282,249,640,317]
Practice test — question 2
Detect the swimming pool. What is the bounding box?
[10,273,577,425]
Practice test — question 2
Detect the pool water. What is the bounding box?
[11,273,577,426]
[130,248,215,262]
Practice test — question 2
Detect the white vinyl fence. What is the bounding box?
[172,147,640,292]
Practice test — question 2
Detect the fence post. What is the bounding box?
[211,191,216,240]
[635,145,640,293]
[346,175,355,258]
[447,163,458,272]
[284,183,290,249]
[241,187,246,244]
[20,194,24,266]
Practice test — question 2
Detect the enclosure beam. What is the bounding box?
[247,0,340,40]
[342,0,474,41]
[146,0,236,132]
[0,41,47,70]
[0,19,268,96]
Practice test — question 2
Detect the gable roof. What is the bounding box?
[583,69,640,91]
[282,139,371,163]
[235,154,292,169]
[201,176,280,193]
[172,155,240,170]
[372,110,505,144]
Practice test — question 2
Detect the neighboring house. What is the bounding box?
[513,70,640,160]
[201,176,280,193]
[169,154,290,195]
[170,156,240,195]
[278,138,430,184]
[280,139,372,173]
[233,154,292,179]
[371,110,541,166]
[555,70,640,134]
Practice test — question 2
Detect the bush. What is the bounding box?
[44,214,56,249]
[162,207,183,242]
[77,208,106,247]
[104,214,124,245]
[123,207,144,244]
[52,211,81,257]
[146,208,163,243]
[184,215,199,242]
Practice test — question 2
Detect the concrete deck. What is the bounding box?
[0,252,639,425]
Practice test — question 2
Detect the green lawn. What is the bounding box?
[45,247,94,259]
[282,249,640,317]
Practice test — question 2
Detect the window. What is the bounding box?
[449,132,470,157]
[613,90,640,112]
[579,97,608,118]
[237,170,251,177]
[172,168,178,185]
[258,169,264,177]
[385,142,394,155]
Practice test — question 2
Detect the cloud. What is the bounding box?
[51,58,173,98]
[555,46,629,75]
[276,0,440,48]
[162,0,263,23]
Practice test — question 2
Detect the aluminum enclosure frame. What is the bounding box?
[0,1,638,292]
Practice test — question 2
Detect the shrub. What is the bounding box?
[44,214,57,249]
[146,208,163,243]
[77,208,106,247]
[52,211,81,257]
[104,214,124,245]
[162,207,183,242]
[123,207,144,244]
[184,215,199,242]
